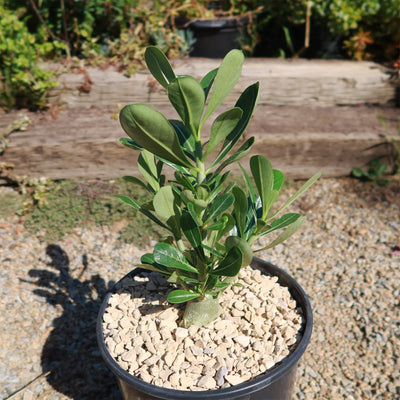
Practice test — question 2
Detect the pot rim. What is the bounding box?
[97,257,313,399]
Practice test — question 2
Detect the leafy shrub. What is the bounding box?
[5,0,188,73]
[0,6,60,110]
[255,0,400,61]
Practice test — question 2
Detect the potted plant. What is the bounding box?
[168,0,263,57]
[97,46,320,399]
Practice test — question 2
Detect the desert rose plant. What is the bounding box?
[117,46,320,328]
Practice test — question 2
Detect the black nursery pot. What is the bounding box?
[97,258,313,400]
[180,17,248,58]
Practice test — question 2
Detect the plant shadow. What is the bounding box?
[27,244,122,399]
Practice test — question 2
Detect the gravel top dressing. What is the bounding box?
[1,177,399,400]
[103,267,303,390]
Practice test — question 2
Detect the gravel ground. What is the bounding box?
[0,177,399,400]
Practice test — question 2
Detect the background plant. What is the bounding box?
[117,46,320,327]
[0,5,60,110]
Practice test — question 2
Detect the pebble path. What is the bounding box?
[0,177,399,400]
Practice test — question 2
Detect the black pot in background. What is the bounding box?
[177,17,248,58]
[97,258,313,400]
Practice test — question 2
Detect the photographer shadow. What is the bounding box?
[28,244,122,399]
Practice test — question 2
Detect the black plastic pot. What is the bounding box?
[178,17,248,58]
[97,257,313,400]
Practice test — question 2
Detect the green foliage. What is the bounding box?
[118,47,320,326]
[255,0,400,60]
[0,6,60,110]
[352,158,389,186]
[4,0,189,76]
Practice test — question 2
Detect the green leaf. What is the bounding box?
[273,169,285,190]
[232,186,248,236]
[213,137,255,175]
[213,82,259,166]
[181,211,203,249]
[145,46,176,89]
[168,290,201,303]
[119,104,192,168]
[238,162,257,203]
[122,175,151,192]
[114,194,140,210]
[352,168,364,178]
[250,155,274,219]
[205,193,235,224]
[204,216,228,231]
[153,243,198,273]
[255,216,306,251]
[213,246,243,276]
[115,194,170,230]
[153,186,177,221]
[258,213,301,237]
[216,213,236,241]
[202,50,244,123]
[201,68,218,99]
[136,263,170,274]
[138,150,160,192]
[119,137,142,151]
[225,236,253,267]
[204,107,243,158]
[168,76,205,135]
[268,172,321,221]
[169,119,196,157]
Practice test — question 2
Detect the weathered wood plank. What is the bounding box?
[50,58,395,108]
[1,104,398,180]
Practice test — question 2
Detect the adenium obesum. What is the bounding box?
[117,46,320,327]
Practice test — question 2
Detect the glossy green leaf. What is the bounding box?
[255,216,306,251]
[250,155,273,219]
[186,202,203,226]
[115,195,170,230]
[169,119,196,157]
[225,236,253,267]
[119,104,192,167]
[153,186,176,221]
[216,213,236,241]
[258,213,301,237]
[168,290,201,303]
[122,175,151,193]
[213,137,254,175]
[119,137,142,151]
[213,82,259,166]
[202,50,244,123]
[201,68,218,99]
[181,211,203,249]
[145,46,176,89]
[168,76,205,135]
[268,172,322,221]
[232,186,248,236]
[273,169,285,190]
[205,193,235,224]
[204,107,243,158]
[114,194,140,210]
[204,215,228,231]
[136,263,170,274]
[212,246,243,276]
[138,150,160,192]
[238,162,256,203]
[153,243,198,273]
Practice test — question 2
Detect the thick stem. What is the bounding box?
[182,294,221,328]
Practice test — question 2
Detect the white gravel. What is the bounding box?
[0,177,399,399]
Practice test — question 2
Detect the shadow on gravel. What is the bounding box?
[27,244,122,400]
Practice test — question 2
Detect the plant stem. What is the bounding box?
[182,294,221,327]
